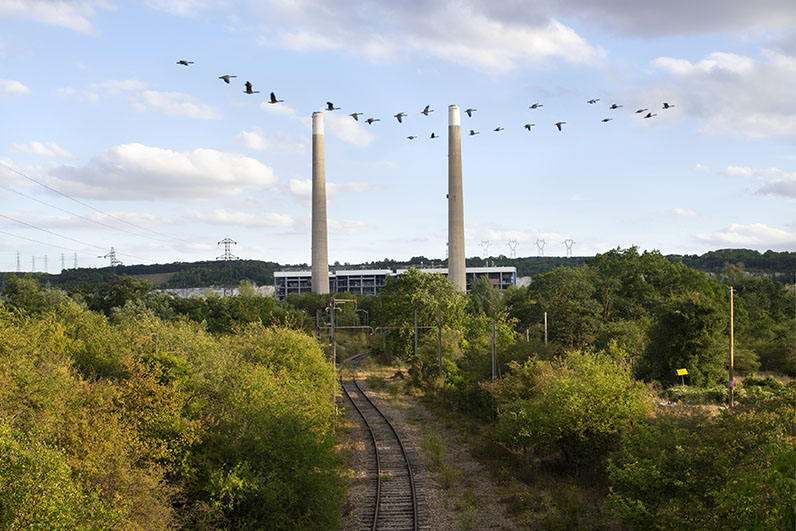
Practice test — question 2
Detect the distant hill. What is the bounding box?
[3,249,793,289]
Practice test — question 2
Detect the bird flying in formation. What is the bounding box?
[602,118,613,122]
[219,75,237,84]
[644,112,657,119]
[529,103,543,109]
[555,121,566,131]
[469,130,479,136]
[494,127,504,132]
[587,99,600,104]
[349,112,363,121]
[430,132,438,139]
[244,81,259,94]
[421,105,433,116]
[269,92,283,104]
[662,102,675,109]
[326,102,340,111]
[365,117,380,124]
[394,112,406,123]
[635,108,648,114]
[524,123,535,131]
[609,103,623,109]
[176,60,193,66]
[407,136,417,140]
[464,108,476,117]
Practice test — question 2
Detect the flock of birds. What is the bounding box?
[177,60,676,140]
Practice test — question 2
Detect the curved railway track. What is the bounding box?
[341,357,421,531]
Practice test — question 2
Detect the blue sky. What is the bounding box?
[1,0,794,271]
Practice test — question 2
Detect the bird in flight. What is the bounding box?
[662,102,675,109]
[219,75,237,84]
[407,136,417,140]
[176,60,194,66]
[365,117,380,125]
[430,132,438,139]
[644,112,657,119]
[587,99,600,104]
[469,130,479,136]
[394,112,407,123]
[555,121,566,131]
[349,112,363,121]
[269,92,283,104]
[421,105,434,116]
[529,103,543,109]
[464,108,477,117]
[524,123,535,131]
[326,102,340,111]
[635,108,648,114]
[609,103,623,110]
[244,81,259,94]
[602,118,613,122]
[494,127,504,132]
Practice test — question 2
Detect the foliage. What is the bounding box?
[607,387,796,530]
[491,348,650,467]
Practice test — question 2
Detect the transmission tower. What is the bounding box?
[74,252,78,269]
[480,240,491,258]
[99,247,123,274]
[535,238,546,257]
[507,239,518,258]
[16,252,20,273]
[32,256,35,271]
[61,253,65,272]
[563,239,575,257]
[216,236,239,296]
[44,255,48,273]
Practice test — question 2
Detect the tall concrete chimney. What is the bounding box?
[311,111,329,293]
[447,105,466,292]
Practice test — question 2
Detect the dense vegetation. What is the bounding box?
[1,245,793,529]
[0,277,340,530]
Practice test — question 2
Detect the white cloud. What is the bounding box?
[288,178,379,203]
[236,126,309,153]
[757,174,796,199]
[324,113,374,148]
[722,165,781,179]
[671,208,698,217]
[88,79,147,94]
[329,219,375,235]
[0,0,111,33]
[187,209,295,228]
[651,49,796,137]
[10,141,73,159]
[697,223,796,248]
[48,143,276,199]
[253,1,603,74]
[132,90,220,119]
[0,79,30,95]
[145,0,222,16]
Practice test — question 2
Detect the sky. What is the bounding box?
[1,0,794,272]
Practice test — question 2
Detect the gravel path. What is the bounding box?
[338,364,522,531]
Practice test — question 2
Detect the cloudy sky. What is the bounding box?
[1,0,794,271]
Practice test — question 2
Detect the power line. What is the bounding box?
[0,214,151,262]
[0,161,194,245]
[0,182,178,245]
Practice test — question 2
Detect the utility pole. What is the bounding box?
[544,312,548,345]
[729,286,735,408]
[492,319,496,383]
[438,307,443,378]
[414,310,419,360]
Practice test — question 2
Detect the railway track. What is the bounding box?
[340,357,423,531]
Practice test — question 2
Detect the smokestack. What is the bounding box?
[447,105,466,292]
[311,111,329,294]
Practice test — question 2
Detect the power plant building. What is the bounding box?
[273,266,516,300]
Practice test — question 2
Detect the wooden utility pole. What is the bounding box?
[729,287,735,408]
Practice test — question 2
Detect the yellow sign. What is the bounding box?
[676,368,688,376]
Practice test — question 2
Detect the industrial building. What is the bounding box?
[273,266,516,299]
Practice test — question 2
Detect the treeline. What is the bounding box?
[6,248,793,291]
[0,277,340,529]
